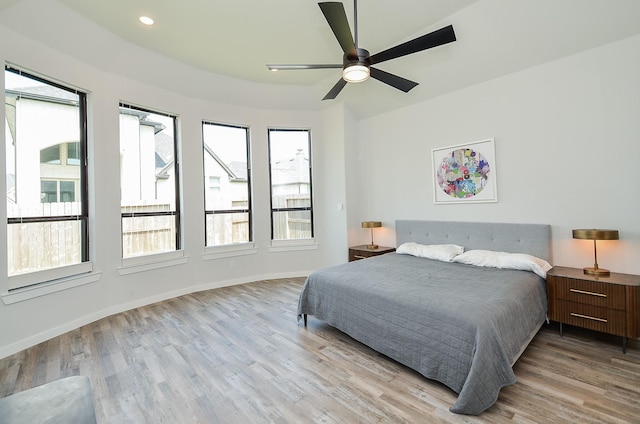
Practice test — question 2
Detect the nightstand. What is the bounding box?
[546,266,640,353]
[348,245,395,262]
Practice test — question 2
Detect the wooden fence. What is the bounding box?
[7,202,177,275]
[8,195,312,276]
[272,194,312,240]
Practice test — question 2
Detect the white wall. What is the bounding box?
[0,26,351,358]
[351,35,640,275]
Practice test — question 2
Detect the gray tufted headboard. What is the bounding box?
[395,220,552,262]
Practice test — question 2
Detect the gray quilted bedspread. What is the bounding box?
[297,253,547,415]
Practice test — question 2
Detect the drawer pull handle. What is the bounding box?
[353,255,368,259]
[570,288,607,298]
[570,312,607,323]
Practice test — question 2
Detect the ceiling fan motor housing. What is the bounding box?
[342,48,371,83]
[343,48,371,69]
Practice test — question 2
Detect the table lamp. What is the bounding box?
[572,228,619,276]
[361,221,382,250]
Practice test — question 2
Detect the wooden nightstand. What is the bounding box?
[348,245,395,262]
[546,266,640,353]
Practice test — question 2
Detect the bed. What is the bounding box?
[297,220,552,415]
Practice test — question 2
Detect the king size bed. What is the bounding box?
[297,220,552,415]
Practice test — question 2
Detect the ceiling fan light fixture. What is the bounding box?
[342,64,370,83]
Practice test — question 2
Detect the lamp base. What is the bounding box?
[366,243,378,250]
[583,267,610,277]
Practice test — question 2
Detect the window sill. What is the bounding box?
[2,270,101,305]
[118,250,189,275]
[7,262,94,291]
[268,239,319,253]
[202,242,258,261]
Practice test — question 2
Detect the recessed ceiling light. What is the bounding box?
[139,16,154,26]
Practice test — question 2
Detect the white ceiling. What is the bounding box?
[55,0,479,86]
[2,0,640,118]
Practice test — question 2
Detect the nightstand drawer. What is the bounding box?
[554,277,625,310]
[350,250,375,260]
[557,300,627,336]
[348,245,395,262]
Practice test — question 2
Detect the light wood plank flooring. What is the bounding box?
[1,277,639,423]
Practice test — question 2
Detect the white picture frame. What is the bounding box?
[432,138,498,204]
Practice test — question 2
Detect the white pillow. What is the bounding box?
[452,249,552,278]
[451,249,503,267]
[396,242,464,262]
[499,253,552,278]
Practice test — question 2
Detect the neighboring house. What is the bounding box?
[5,90,267,256]
[270,148,310,199]
[202,144,248,213]
[5,88,177,213]
[119,109,174,209]
[5,85,81,217]
[6,92,182,267]
[5,85,83,275]
[202,144,250,245]
[270,149,312,239]
[6,86,314,255]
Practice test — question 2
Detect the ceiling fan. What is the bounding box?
[266,1,457,100]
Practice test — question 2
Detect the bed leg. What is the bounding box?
[304,314,307,327]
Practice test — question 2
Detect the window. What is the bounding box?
[40,144,61,164]
[40,180,75,203]
[60,181,75,202]
[202,122,251,246]
[5,66,89,285]
[268,128,313,240]
[119,103,180,258]
[66,142,80,165]
[40,181,58,203]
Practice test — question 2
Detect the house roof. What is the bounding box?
[228,161,248,181]
[202,144,247,182]
[5,85,78,104]
[5,84,79,148]
[154,132,173,167]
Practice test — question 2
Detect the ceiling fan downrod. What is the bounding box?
[353,0,358,48]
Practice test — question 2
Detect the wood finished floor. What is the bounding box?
[1,277,639,423]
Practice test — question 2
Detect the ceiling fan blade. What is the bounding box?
[267,64,342,71]
[322,78,348,100]
[370,67,418,93]
[370,25,456,65]
[319,2,357,57]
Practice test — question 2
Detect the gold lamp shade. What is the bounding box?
[361,221,382,250]
[572,229,619,276]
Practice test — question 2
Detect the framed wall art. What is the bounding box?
[431,138,497,204]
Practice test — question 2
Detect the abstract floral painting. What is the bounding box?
[432,139,497,204]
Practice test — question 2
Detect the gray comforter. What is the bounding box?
[297,253,547,415]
